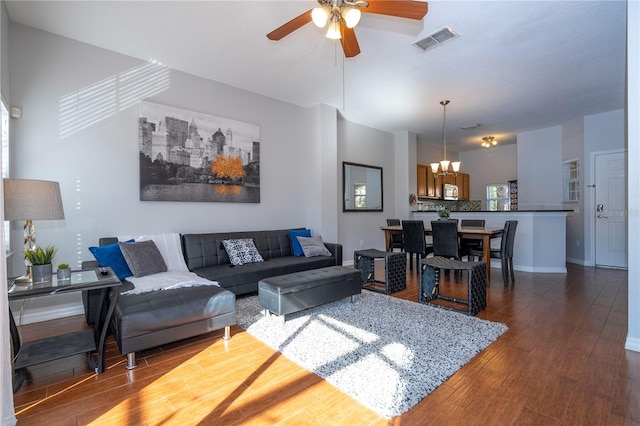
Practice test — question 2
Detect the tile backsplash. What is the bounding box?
[415,199,481,212]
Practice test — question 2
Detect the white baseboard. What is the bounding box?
[512,264,567,274]
[567,257,593,266]
[625,336,640,352]
[9,298,85,325]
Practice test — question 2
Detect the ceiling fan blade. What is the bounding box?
[267,9,313,40]
[362,1,429,20]
[340,23,361,57]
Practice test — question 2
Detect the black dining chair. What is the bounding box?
[460,219,485,255]
[430,220,465,281]
[401,220,433,271]
[386,219,404,252]
[470,220,518,286]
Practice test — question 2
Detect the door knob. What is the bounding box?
[596,204,607,218]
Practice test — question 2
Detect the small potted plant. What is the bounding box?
[57,263,71,280]
[24,244,58,283]
[438,209,450,220]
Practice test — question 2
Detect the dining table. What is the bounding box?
[380,224,503,284]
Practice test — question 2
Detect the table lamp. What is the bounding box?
[3,179,65,283]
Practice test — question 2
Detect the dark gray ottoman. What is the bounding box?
[258,266,361,320]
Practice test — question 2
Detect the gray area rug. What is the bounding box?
[235,290,508,418]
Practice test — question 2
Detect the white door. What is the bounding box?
[595,151,627,268]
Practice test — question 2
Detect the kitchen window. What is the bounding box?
[486,183,510,211]
[563,159,579,202]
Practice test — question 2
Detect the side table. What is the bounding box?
[419,257,487,315]
[354,249,406,294]
[8,267,121,392]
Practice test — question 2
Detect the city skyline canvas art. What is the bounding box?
[138,101,260,203]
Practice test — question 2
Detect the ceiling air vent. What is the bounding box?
[413,27,459,52]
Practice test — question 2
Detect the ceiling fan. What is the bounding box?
[267,0,429,58]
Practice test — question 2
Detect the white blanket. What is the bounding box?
[123,271,219,295]
[116,233,219,295]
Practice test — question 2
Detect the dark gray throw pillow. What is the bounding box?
[296,236,332,257]
[119,240,168,277]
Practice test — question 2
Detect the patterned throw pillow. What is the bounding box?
[222,239,264,266]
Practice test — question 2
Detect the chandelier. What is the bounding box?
[481,136,497,148]
[311,0,369,39]
[430,100,460,176]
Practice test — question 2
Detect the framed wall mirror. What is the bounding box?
[343,161,383,212]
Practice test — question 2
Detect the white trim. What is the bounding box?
[566,257,592,267]
[512,264,568,274]
[625,337,640,352]
[588,148,626,267]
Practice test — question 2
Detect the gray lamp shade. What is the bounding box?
[3,179,65,221]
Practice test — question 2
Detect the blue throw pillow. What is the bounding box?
[289,229,311,256]
[88,239,134,280]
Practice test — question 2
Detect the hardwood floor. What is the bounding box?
[11,263,640,425]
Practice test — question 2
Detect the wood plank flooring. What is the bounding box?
[11,262,640,425]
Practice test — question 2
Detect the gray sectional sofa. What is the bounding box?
[83,228,343,368]
[181,229,342,295]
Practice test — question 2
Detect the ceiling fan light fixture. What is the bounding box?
[342,7,361,28]
[312,6,329,28]
[481,136,497,148]
[326,14,341,39]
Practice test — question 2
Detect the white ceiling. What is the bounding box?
[5,1,628,151]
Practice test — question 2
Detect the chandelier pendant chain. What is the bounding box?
[441,100,449,161]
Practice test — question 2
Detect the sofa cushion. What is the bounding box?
[222,239,264,266]
[119,240,168,277]
[289,229,311,256]
[194,255,337,294]
[297,235,332,257]
[89,239,134,280]
[182,229,301,269]
[113,285,235,338]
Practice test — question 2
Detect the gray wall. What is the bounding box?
[458,144,518,205]
[6,23,348,321]
[337,118,395,260]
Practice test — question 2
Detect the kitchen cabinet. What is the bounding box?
[426,167,435,197]
[434,173,442,198]
[443,174,456,185]
[456,173,470,200]
[419,164,470,200]
[425,166,443,198]
[417,164,427,197]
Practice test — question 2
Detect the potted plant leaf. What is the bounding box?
[438,208,451,220]
[24,245,57,283]
[57,263,71,280]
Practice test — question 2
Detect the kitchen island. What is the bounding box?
[411,210,571,274]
